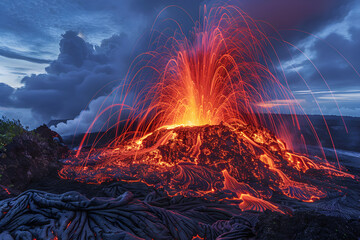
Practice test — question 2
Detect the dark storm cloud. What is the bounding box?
[0,0,177,130]
[0,31,131,123]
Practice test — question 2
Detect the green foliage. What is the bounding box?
[0,116,25,151]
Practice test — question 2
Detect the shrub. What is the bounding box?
[0,116,26,151]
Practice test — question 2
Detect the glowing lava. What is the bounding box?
[61,4,356,214]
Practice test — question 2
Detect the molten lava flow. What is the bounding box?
[61,123,355,214]
[238,194,284,214]
[60,4,357,214]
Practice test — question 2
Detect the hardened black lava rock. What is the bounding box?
[0,125,68,198]
[0,189,255,240]
[254,211,360,240]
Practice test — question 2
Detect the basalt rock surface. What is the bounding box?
[0,178,359,240]
[0,125,68,198]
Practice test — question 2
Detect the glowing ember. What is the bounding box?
[60,4,356,214]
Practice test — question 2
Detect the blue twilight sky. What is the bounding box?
[0,0,359,135]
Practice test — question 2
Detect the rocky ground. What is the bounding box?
[0,125,68,198]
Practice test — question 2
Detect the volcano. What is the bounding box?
[60,122,355,215]
[55,4,360,237]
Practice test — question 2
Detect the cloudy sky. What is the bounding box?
[0,0,359,135]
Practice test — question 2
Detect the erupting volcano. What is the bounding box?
[60,4,356,215]
[2,2,360,239]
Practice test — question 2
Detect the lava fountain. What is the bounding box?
[60,4,356,214]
